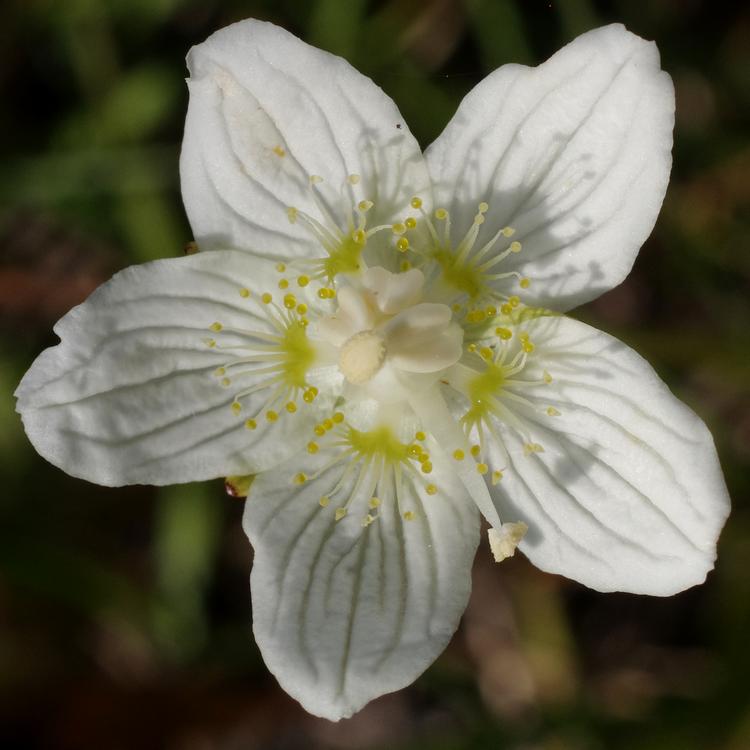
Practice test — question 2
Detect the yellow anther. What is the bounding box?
[500,303,513,315]
[332,412,344,424]
[319,496,330,508]
[421,461,433,474]
[543,370,553,384]
[419,451,430,463]
[520,277,531,289]
[474,213,485,225]
[467,343,477,353]
[403,511,416,521]
[310,175,323,184]
[231,401,242,415]
[245,418,257,430]
[478,201,489,213]
[546,406,561,417]
[415,431,426,441]
[524,442,545,455]
[214,367,226,376]
[283,293,296,309]
[501,226,515,238]
[452,303,462,313]
[495,327,513,340]
[480,347,493,360]
[321,419,332,431]
[352,229,366,245]
[287,207,298,223]
[426,484,438,496]
[391,222,406,235]
[318,287,336,299]
[396,237,409,252]
[410,196,423,209]
[293,472,306,485]
[297,275,310,287]
[407,445,421,459]
[522,340,535,353]
[303,390,316,404]
[265,410,278,422]
[491,470,503,485]
[405,217,417,230]
[314,424,325,436]
[485,306,497,317]
[239,288,250,298]
[276,263,286,273]
[210,322,223,332]
[348,174,360,184]
[296,303,308,315]
[220,377,231,387]
[453,449,465,461]
[272,145,285,157]
[334,508,347,521]
[361,514,376,528]
[261,292,272,304]
[477,463,489,475]
[278,279,289,290]
[205,339,216,348]
[358,199,373,212]
[510,241,522,253]
[434,208,448,220]
[368,497,381,509]
[509,296,520,308]
[400,260,411,271]
[470,445,481,458]
[285,401,297,413]
[307,441,319,454]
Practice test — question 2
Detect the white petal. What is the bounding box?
[15,251,335,486]
[363,266,424,315]
[481,316,729,594]
[181,19,430,258]
[426,24,674,310]
[243,442,480,720]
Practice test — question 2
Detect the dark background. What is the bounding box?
[1,1,748,748]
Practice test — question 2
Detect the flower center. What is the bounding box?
[338,330,386,385]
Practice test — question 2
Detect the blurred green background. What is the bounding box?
[1,1,748,748]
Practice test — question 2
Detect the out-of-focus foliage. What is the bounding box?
[1,1,748,748]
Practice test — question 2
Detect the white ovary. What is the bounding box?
[315,267,463,405]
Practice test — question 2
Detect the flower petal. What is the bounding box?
[480,315,730,594]
[426,24,674,310]
[15,250,335,486]
[243,441,480,720]
[181,19,430,259]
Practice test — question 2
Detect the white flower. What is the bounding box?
[15,20,730,721]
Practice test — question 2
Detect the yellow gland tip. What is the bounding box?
[335,508,347,521]
[396,237,409,252]
[210,322,223,332]
[415,431,426,441]
[405,217,417,229]
[276,263,286,273]
[491,470,503,485]
[319,496,330,508]
[410,196,423,209]
[420,461,433,474]
[470,444,481,458]
[332,412,344,423]
[520,278,531,289]
[523,442,544,455]
[434,208,448,220]
[266,410,278,422]
[403,511,416,521]
[293,472,306,485]
[285,401,297,413]
[220,377,231,387]
[287,207,298,223]
[368,497,381,509]
[426,484,438,496]
[307,441,319,453]
[477,463,489,475]
[543,370,553,384]
[546,406,561,417]
[239,288,250,298]
[231,401,242,415]
[278,279,289,290]
[245,418,257,430]
[358,200,373,212]
[261,292,272,304]
[510,241,522,253]
[272,145,285,157]
[348,173,360,184]
[453,449,465,461]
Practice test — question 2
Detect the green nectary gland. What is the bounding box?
[280,321,316,388]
